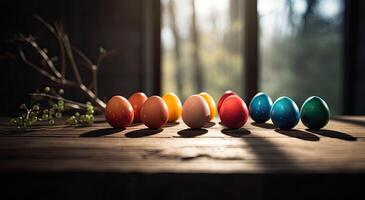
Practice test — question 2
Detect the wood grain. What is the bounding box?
[0,116,364,174]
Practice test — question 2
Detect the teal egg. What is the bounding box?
[270,96,300,130]
[300,96,330,130]
[249,92,273,123]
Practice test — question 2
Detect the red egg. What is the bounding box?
[219,95,249,129]
[217,90,237,114]
[128,92,148,122]
[105,96,134,128]
[140,96,169,129]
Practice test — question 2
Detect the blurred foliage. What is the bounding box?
[162,0,343,114]
[162,0,243,102]
[260,0,343,114]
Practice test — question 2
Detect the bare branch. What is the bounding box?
[15,15,107,110]
[19,36,63,79]
[62,35,83,84]
[29,92,88,108]
[54,22,66,76]
[18,46,59,83]
[72,46,94,69]
[34,14,56,35]
[72,46,98,94]
[79,84,105,108]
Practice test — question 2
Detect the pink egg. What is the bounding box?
[182,95,210,129]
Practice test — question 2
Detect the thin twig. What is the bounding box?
[15,15,107,110]
[62,35,83,84]
[29,92,88,108]
[72,46,99,95]
[72,47,94,69]
[18,46,62,84]
[34,14,56,35]
[54,22,66,76]
[19,36,63,79]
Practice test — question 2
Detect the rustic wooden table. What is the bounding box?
[1,116,364,199]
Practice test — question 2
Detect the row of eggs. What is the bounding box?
[105,91,330,130]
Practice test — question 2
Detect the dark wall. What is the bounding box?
[0,0,160,116]
[344,0,365,115]
[353,1,365,114]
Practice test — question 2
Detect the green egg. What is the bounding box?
[300,96,330,130]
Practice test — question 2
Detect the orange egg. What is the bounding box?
[140,96,169,129]
[105,96,134,128]
[162,92,182,122]
[128,92,148,122]
[199,92,217,121]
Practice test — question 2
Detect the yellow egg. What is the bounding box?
[199,92,217,120]
[162,92,182,122]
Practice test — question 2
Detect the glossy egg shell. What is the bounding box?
[300,96,330,130]
[219,95,249,129]
[182,95,210,129]
[270,96,300,130]
[128,92,148,122]
[217,90,237,114]
[249,92,273,123]
[140,96,169,129]
[162,92,182,122]
[199,92,217,121]
[105,96,134,128]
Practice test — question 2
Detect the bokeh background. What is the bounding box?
[162,0,343,113]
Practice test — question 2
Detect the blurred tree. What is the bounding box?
[191,0,204,92]
[261,0,343,114]
[230,0,240,23]
[167,0,183,97]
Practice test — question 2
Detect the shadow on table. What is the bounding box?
[129,122,143,127]
[221,128,251,137]
[275,129,320,141]
[332,116,365,127]
[251,122,276,129]
[125,128,163,138]
[204,122,216,128]
[307,129,357,141]
[0,129,34,135]
[177,128,208,138]
[163,122,180,128]
[80,128,123,137]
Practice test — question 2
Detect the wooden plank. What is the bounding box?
[0,116,364,174]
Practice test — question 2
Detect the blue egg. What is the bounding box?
[270,96,300,130]
[249,92,273,123]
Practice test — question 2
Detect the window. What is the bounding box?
[258,0,344,114]
[161,0,244,101]
[161,0,344,114]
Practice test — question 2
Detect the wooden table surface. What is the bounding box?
[1,115,364,174]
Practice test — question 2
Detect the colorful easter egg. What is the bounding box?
[182,95,210,129]
[217,90,237,114]
[128,92,148,122]
[140,96,169,129]
[219,95,249,129]
[199,92,217,121]
[270,96,300,130]
[249,92,273,123]
[162,92,182,122]
[105,96,134,128]
[300,96,330,130]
